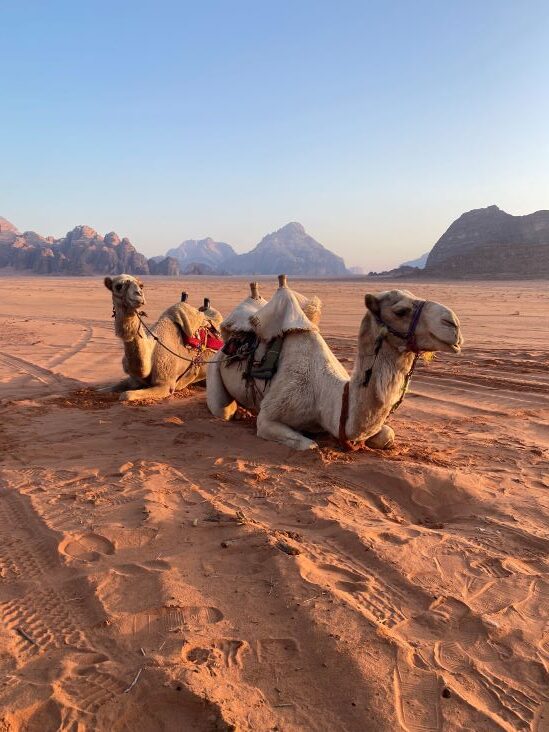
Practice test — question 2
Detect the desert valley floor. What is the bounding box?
[0,276,548,732]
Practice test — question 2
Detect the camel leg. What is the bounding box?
[97,376,141,393]
[257,412,317,451]
[119,382,173,402]
[206,360,238,420]
[174,365,203,391]
[365,425,395,449]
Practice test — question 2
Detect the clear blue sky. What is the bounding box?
[2,1,548,270]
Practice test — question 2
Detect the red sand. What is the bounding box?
[0,276,547,731]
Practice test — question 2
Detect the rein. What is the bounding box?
[111,299,254,371]
[339,300,425,450]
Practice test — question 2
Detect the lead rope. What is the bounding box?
[133,311,255,367]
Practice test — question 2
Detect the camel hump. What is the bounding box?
[166,302,208,338]
[250,285,318,341]
[202,306,223,330]
[221,286,268,337]
[293,292,322,326]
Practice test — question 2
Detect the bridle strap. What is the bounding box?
[338,300,426,450]
[338,381,359,452]
[374,300,426,353]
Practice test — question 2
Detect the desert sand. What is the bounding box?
[0,276,547,732]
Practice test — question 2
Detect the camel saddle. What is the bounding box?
[183,326,224,352]
[223,333,284,382]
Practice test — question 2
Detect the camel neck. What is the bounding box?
[344,312,414,442]
[113,306,142,342]
[112,304,153,380]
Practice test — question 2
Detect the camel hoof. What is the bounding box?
[366,425,395,450]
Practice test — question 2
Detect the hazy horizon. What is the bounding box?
[2,1,549,270]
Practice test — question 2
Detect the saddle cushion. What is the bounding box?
[184,327,224,351]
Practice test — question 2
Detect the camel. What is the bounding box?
[104,274,223,401]
[207,276,463,450]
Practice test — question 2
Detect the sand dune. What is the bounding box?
[0,276,547,731]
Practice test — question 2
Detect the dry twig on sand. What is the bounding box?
[123,667,143,693]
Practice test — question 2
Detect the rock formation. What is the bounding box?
[225,222,349,276]
[0,220,174,276]
[148,256,180,276]
[424,205,549,278]
[167,237,235,273]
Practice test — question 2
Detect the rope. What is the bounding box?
[134,311,255,367]
[135,312,197,363]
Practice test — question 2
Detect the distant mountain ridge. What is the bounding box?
[0,220,175,276]
[424,205,549,277]
[1,218,350,277]
[222,222,349,276]
[370,205,549,280]
[165,223,349,276]
[167,237,236,273]
[401,251,429,269]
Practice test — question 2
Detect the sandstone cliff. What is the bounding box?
[425,205,549,278]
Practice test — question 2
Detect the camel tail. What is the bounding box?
[206,358,238,420]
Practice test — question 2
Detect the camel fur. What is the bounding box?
[103,274,222,401]
[207,281,463,450]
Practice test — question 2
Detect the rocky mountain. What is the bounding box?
[166,238,235,272]
[0,220,176,276]
[225,222,349,276]
[425,205,549,278]
[1,217,350,277]
[148,255,180,276]
[401,251,429,269]
[0,216,18,234]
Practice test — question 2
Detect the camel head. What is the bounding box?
[104,274,145,311]
[364,289,463,354]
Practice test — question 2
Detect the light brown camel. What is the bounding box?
[104,274,222,401]
[207,276,463,450]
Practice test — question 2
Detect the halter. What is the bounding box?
[338,299,426,451]
[374,300,426,354]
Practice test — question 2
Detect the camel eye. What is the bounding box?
[394,307,410,317]
[115,283,123,291]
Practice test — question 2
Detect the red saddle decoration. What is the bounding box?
[184,327,224,352]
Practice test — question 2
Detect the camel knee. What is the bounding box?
[257,413,317,451]
[366,425,395,450]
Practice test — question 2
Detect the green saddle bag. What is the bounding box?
[248,336,284,381]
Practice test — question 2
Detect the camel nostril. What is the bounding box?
[442,318,456,329]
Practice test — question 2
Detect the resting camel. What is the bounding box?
[207,276,463,450]
[103,274,223,401]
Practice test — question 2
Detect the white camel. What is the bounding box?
[207,276,463,450]
[104,274,223,401]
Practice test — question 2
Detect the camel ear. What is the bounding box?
[104,277,113,291]
[365,294,381,316]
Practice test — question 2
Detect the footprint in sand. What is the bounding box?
[185,639,248,669]
[117,605,224,638]
[59,533,114,562]
[394,649,442,732]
